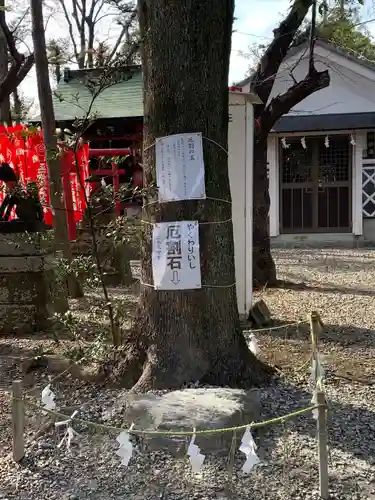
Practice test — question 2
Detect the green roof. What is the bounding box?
[51,66,143,121]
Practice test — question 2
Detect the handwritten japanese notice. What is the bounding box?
[152,221,201,290]
[155,132,206,202]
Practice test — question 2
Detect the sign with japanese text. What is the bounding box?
[155,132,206,202]
[152,221,201,290]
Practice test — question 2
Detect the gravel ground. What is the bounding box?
[1,247,375,500]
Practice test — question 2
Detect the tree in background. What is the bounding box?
[30,0,83,301]
[46,37,71,83]
[11,90,34,122]
[318,0,375,60]
[0,0,34,123]
[0,0,10,122]
[249,0,367,287]
[45,0,137,70]
[114,0,273,392]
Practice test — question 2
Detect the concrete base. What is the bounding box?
[0,233,53,333]
[363,218,375,244]
[72,223,138,286]
[114,388,261,455]
[271,232,359,248]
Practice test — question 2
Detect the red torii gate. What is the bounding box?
[0,125,142,241]
[0,91,244,240]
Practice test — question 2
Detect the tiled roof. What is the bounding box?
[51,66,143,121]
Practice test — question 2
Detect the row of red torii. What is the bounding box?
[0,87,246,239]
[0,125,143,240]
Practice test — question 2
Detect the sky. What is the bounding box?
[17,0,375,108]
[230,0,291,83]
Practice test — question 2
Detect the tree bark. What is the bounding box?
[0,0,12,124]
[252,69,329,287]
[0,0,10,124]
[253,138,277,287]
[12,89,22,123]
[0,8,34,106]
[114,0,274,392]
[249,0,332,287]
[30,0,84,301]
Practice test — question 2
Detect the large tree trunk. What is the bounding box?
[253,138,277,287]
[115,0,273,392]
[30,0,84,301]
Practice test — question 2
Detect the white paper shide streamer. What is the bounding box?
[116,425,134,466]
[301,137,307,149]
[350,133,356,146]
[249,334,260,356]
[324,135,330,148]
[55,410,79,450]
[187,432,205,472]
[310,391,319,420]
[281,137,290,149]
[239,426,260,473]
[311,352,325,385]
[41,384,56,410]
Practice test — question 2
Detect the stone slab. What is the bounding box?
[0,304,38,333]
[0,232,52,256]
[0,271,54,304]
[0,255,54,273]
[121,388,261,455]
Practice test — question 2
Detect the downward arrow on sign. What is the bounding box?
[171,270,180,285]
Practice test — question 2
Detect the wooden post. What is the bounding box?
[309,311,321,347]
[12,380,25,462]
[316,390,329,499]
[112,162,121,217]
[61,151,77,241]
[309,311,322,381]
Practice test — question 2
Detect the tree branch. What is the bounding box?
[251,0,314,106]
[71,0,86,68]
[258,68,330,140]
[0,54,34,103]
[57,0,79,63]
[15,54,35,84]
[308,0,317,75]
[0,14,23,62]
[92,0,105,23]
[10,8,30,37]
[107,8,137,63]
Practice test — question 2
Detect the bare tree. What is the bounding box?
[0,0,34,118]
[0,0,11,123]
[250,0,366,287]
[49,0,137,69]
[30,0,83,301]
[250,0,330,287]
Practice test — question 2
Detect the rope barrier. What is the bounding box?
[21,397,322,437]
[243,321,306,334]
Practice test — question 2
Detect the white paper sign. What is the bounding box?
[152,221,201,290]
[155,132,206,202]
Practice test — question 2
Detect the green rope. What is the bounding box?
[22,397,322,437]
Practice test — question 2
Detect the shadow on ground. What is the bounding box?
[249,318,375,352]
[274,278,375,297]
[256,379,375,468]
